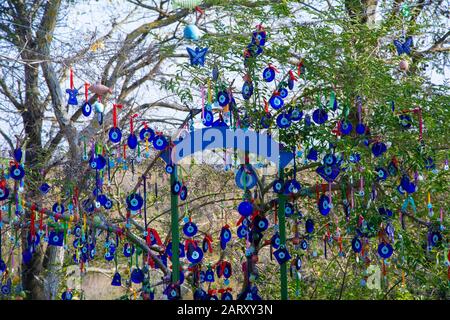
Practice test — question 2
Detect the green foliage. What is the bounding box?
[170,0,449,300]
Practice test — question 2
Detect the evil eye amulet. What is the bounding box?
[263,67,275,82]
[312,109,328,125]
[276,113,291,128]
[187,246,203,264]
[352,237,362,253]
[123,243,135,257]
[300,240,308,250]
[289,109,303,121]
[104,199,113,209]
[179,185,188,201]
[242,82,253,100]
[202,110,214,127]
[108,127,122,143]
[126,193,144,211]
[183,222,198,237]
[318,194,331,216]
[288,78,295,90]
[340,121,353,135]
[375,167,388,181]
[377,242,393,259]
[237,225,248,239]
[284,202,294,217]
[305,219,314,233]
[273,247,291,264]
[82,102,92,117]
[271,233,281,248]
[273,179,284,194]
[171,181,182,195]
[254,216,269,232]
[9,165,25,180]
[131,268,144,284]
[104,251,114,261]
[0,187,9,201]
[217,91,230,107]
[52,202,65,214]
[140,127,155,141]
[356,123,366,135]
[153,135,168,150]
[165,164,174,174]
[278,88,288,99]
[269,95,284,110]
[127,134,138,149]
[237,201,253,217]
[220,227,231,243]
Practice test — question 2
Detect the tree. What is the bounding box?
[0,0,448,300]
[164,0,449,299]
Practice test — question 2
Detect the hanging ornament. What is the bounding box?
[235,164,258,190]
[82,83,92,117]
[276,112,291,128]
[139,122,155,142]
[202,234,213,253]
[377,242,394,259]
[269,94,284,110]
[186,241,203,264]
[89,82,112,96]
[237,200,253,217]
[288,70,298,90]
[393,36,413,56]
[187,47,208,66]
[108,104,123,143]
[251,24,266,46]
[262,64,278,82]
[127,114,139,149]
[179,185,188,201]
[153,133,168,150]
[312,108,328,125]
[305,219,314,233]
[220,225,232,250]
[183,221,198,237]
[273,245,291,265]
[126,193,144,211]
[66,68,78,106]
[184,24,201,41]
[318,194,331,216]
[242,80,253,100]
[352,237,362,253]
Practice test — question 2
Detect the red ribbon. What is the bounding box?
[288,70,298,81]
[184,239,197,252]
[256,24,265,31]
[84,83,89,101]
[148,228,162,246]
[130,114,138,133]
[263,98,269,113]
[70,68,74,89]
[268,64,279,73]
[203,234,213,253]
[195,6,205,16]
[73,187,79,206]
[297,61,304,76]
[39,209,44,230]
[30,209,36,239]
[113,104,123,128]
